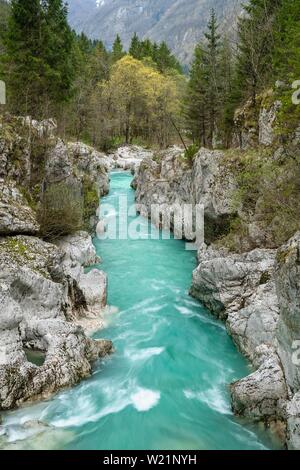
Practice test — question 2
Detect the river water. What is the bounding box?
[0,171,280,450]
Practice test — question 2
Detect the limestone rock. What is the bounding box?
[192,148,236,220]
[191,246,276,324]
[0,235,112,410]
[285,393,300,450]
[0,181,40,236]
[231,346,288,422]
[275,232,300,394]
[54,231,107,318]
[67,142,110,197]
[46,140,110,197]
[45,140,73,184]
[259,101,281,146]
[133,146,237,242]
[227,280,279,360]
[54,231,99,281]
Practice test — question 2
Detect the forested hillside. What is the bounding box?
[0,0,299,153]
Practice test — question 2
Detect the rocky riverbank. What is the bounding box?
[0,116,113,410]
[132,142,300,449]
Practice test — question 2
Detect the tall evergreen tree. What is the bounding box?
[4,0,75,117]
[4,0,45,114]
[204,9,221,145]
[156,41,182,73]
[112,34,125,63]
[129,33,141,59]
[184,44,209,146]
[43,0,75,108]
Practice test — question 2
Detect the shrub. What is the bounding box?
[38,182,83,240]
[183,144,199,165]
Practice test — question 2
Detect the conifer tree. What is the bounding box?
[204,9,221,146]
[129,33,141,59]
[4,0,45,114]
[4,0,75,117]
[184,44,209,146]
[43,0,75,108]
[112,34,125,63]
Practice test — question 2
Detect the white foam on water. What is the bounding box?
[184,387,232,415]
[175,305,194,316]
[125,347,165,362]
[131,388,161,412]
[51,392,131,428]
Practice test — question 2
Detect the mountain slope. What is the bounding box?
[67,0,242,64]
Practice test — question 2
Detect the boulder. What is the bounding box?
[191,246,277,325]
[54,231,107,318]
[0,181,39,236]
[231,346,287,422]
[259,101,281,146]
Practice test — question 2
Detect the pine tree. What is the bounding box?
[140,39,153,59]
[156,42,181,73]
[4,0,45,115]
[129,33,141,59]
[4,0,75,117]
[218,36,235,147]
[184,44,209,146]
[112,34,125,63]
[204,9,221,146]
[43,0,76,109]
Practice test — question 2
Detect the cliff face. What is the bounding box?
[0,116,112,410]
[67,0,242,64]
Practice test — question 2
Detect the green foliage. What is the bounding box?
[220,148,300,249]
[38,182,83,240]
[186,1,300,147]
[98,55,182,148]
[184,10,233,148]
[2,0,76,118]
[0,0,9,56]
[273,0,300,133]
[236,0,282,105]
[129,33,182,74]
[183,144,199,164]
[111,34,125,63]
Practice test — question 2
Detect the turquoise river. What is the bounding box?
[1,171,281,450]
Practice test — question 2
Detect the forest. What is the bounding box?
[0,0,299,151]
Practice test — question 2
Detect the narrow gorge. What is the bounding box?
[0,109,299,450]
